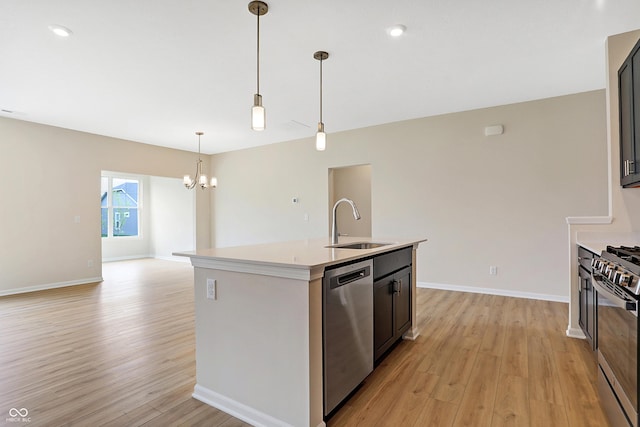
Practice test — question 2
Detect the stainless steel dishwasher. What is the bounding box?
[323,259,374,416]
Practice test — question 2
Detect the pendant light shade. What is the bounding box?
[252,94,265,131]
[314,51,329,151]
[249,1,268,131]
[316,123,326,151]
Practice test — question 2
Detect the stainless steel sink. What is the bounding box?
[326,242,391,250]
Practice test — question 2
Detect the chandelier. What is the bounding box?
[184,132,217,190]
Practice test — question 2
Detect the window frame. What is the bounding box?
[101,173,142,239]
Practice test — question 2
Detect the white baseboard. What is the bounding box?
[565,327,587,339]
[417,281,569,303]
[102,255,191,263]
[102,255,151,263]
[0,276,103,297]
[193,384,315,427]
[153,255,191,263]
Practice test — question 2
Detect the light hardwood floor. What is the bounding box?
[0,259,608,426]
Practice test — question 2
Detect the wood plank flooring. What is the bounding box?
[0,259,249,427]
[0,259,608,426]
[330,291,609,427]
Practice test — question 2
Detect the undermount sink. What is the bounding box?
[326,242,392,250]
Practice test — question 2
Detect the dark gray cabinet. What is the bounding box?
[578,246,597,350]
[373,248,412,362]
[619,37,640,187]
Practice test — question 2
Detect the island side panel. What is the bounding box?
[192,267,320,427]
[403,246,420,340]
[308,276,323,427]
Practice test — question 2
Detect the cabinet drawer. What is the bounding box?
[373,247,412,280]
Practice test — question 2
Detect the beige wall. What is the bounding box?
[211,90,608,299]
[0,117,210,295]
[148,175,195,261]
[0,89,609,299]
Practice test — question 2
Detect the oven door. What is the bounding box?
[593,275,638,427]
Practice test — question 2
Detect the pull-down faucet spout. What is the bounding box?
[331,198,361,245]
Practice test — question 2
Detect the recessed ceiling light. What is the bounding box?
[388,24,406,37]
[48,25,73,38]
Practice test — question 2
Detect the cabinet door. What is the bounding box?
[394,268,412,337]
[632,50,640,183]
[620,59,635,187]
[374,277,395,361]
[578,269,587,332]
[578,266,594,348]
[586,275,596,349]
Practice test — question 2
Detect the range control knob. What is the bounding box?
[603,262,614,274]
[617,273,632,286]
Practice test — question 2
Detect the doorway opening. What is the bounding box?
[328,164,372,238]
[101,171,195,262]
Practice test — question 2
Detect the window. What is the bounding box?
[101,175,140,238]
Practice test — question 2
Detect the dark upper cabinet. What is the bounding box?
[619,37,640,187]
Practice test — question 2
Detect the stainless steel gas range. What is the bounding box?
[591,246,640,427]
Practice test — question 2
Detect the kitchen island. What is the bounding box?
[174,236,426,427]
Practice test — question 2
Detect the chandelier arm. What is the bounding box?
[186,160,200,189]
[185,173,197,190]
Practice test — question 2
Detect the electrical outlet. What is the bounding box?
[489,266,498,275]
[206,278,216,300]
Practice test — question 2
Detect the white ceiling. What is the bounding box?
[1,1,640,154]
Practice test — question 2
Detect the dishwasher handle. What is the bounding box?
[330,265,371,289]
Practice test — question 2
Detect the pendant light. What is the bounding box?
[249,1,268,131]
[184,132,217,190]
[314,51,329,151]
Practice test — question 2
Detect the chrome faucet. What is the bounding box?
[331,198,361,245]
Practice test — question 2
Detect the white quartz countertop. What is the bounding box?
[576,231,640,254]
[174,236,427,271]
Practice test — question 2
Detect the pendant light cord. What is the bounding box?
[198,133,202,161]
[319,57,323,123]
[256,11,260,95]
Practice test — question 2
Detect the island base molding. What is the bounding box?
[566,327,587,339]
[402,326,420,341]
[192,384,326,427]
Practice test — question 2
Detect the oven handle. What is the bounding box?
[592,274,638,316]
